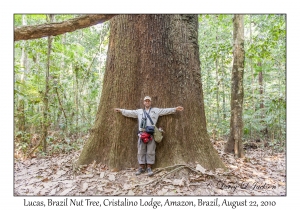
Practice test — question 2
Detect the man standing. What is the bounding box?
[114,96,184,176]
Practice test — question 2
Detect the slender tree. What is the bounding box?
[77,14,225,170]
[41,14,54,152]
[221,59,226,120]
[249,15,255,138]
[16,15,27,132]
[225,15,245,157]
[258,68,264,109]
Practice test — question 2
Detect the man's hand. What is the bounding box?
[114,108,121,113]
[176,106,184,111]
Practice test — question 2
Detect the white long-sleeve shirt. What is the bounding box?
[120,107,176,130]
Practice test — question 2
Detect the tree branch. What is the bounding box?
[14,14,117,41]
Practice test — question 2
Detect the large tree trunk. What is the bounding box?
[77,14,225,170]
[224,15,245,158]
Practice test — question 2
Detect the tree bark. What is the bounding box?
[250,15,255,138]
[221,59,226,120]
[14,14,116,41]
[77,14,225,170]
[74,65,79,130]
[54,86,68,126]
[17,15,27,132]
[216,58,220,123]
[258,69,264,109]
[41,15,54,153]
[224,15,245,158]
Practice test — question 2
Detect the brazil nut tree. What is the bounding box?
[14,14,225,170]
[77,14,225,170]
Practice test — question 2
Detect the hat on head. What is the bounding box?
[144,96,151,101]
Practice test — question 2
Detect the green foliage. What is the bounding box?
[14,131,32,155]
[14,14,110,158]
[199,14,286,149]
[46,136,84,155]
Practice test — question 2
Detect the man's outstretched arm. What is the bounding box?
[114,108,139,118]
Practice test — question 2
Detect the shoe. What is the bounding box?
[147,167,154,176]
[135,167,145,175]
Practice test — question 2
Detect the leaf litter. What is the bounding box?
[14,139,286,196]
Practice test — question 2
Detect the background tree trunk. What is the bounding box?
[77,14,225,170]
[224,15,245,158]
[258,68,264,109]
[221,59,226,120]
[16,15,27,133]
[216,58,220,124]
[41,14,54,153]
[250,15,255,138]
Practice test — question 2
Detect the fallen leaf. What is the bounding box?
[80,183,89,192]
[127,190,135,195]
[108,175,115,181]
[196,164,206,173]
[60,187,75,195]
[123,183,132,190]
[172,178,185,186]
[100,172,105,178]
[157,188,168,195]
[42,177,49,182]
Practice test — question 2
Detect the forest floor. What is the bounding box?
[14,139,286,196]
